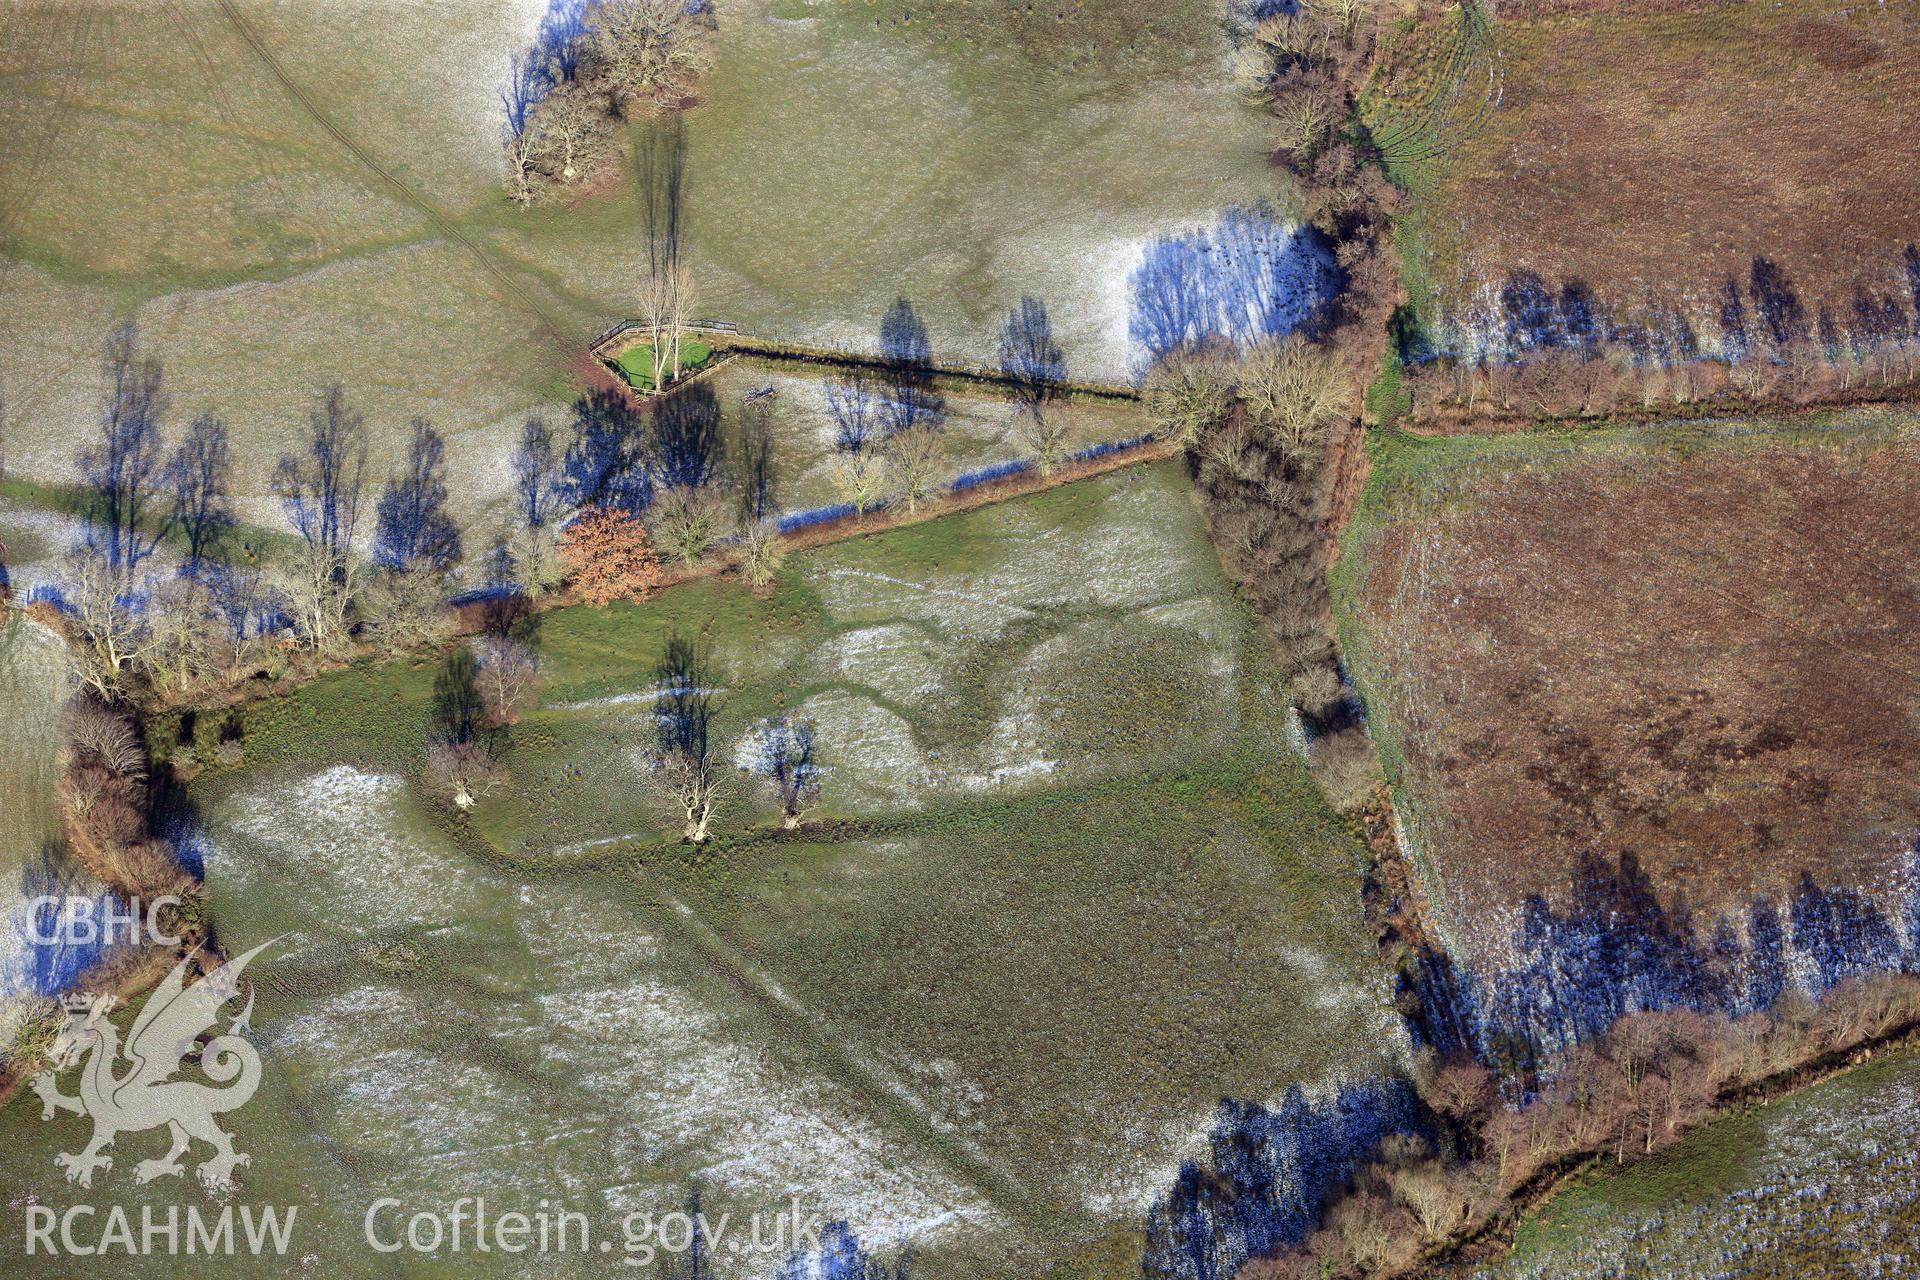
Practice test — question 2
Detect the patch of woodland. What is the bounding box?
[499,0,717,206]
[1143,0,1406,811]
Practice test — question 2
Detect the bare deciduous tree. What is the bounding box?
[63,698,146,779]
[501,118,549,205]
[426,740,502,811]
[587,0,715,111]
[359,564,450,660]
[278,540,364,655]
[535,82,610,184]
[1239,336,1352,460]
[472,635,538,727]
[1231,10,1333,102]
[648,482,729,567]
[736,517,784,593]
[507,520,565,598]
[651,633,719,843]
[828,450,887,516]
[141,576,224,698]
[1730,354,1776,399]
[1304,0,1370,47]
[274,385,368,653]
[65,549,155,700]
[883,424,943,516]
[1269,72,1341,159]
[1143,351,1235,446]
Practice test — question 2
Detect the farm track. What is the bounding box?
[210,0,577,353]
[430,768,1163,1258]
[1374,0,1503,166]
[0,1,114,429]
[614,863,1074,1256]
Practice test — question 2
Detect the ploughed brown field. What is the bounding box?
[1395,0,1920,326]
[1348,427,1920,950]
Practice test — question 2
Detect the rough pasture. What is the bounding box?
[5,466,1397,1280]
[1381,0,1920,351]
[1338,417,1920,962]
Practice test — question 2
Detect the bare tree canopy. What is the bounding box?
[1239,335,1353,460]
[588,0,715,110]
[652,632,720,842]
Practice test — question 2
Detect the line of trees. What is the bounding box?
[48,328,482,710]
[819,294,1071,516]
[1142,0,1401,813]
[820,296,968,513]
[1144,7,1920,1273]
[38,296,1074,838]
[1405,248,1920,428]
[499,0,715,205]
[1149,840,1920,1280]
[38,331,584,816]
[1215,962,1920,1279]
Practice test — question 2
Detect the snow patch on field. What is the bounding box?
[1081,1106,1217,1219]
[550,685,728,713]
[820,567,1036,635]
[538,978,995,1253]
[798,690,936,810]
[813,624,946,701]
[954,704,1056,790]
[216,766,493,929]
[960,757,1059,789]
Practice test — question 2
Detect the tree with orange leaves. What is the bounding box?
[557,505,664,607]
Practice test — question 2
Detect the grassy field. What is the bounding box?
[1373,0,1920,349]
[612,338,714,390]
[0,613,76,997]
[241,461,1298,851]
[0,464,1398,1278]
[1332,409,1920,958]
[0,0,1279,549]
[669,0,1284,377]
[1469,1047,1920,1279]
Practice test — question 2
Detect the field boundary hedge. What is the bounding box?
[591,320,1143,404]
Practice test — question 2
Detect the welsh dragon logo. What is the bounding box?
[28,940,275,1189]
